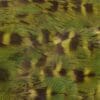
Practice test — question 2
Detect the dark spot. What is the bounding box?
[21,72,29,76]
[44,67,53,77]
[91,34,98,37]
[59,68,67,76]
[87,72,96,77]
[0,68,9,82]
[36,54,47,67]
[32,0,45,3]
[22,59,31,69]
[63,1,68,11]
[0,1,8,7]
[41,29,50,43]
[51,91,58,96]
[84,3,93,13]
[98,27,100,30]
[69,34,80,51]
[48,1,59,12]
[35,87,47,100]
[85,25,91,28]
[56,43,64,55]
[10,33,22,45]
[0,32,4,43]
[74,69,84,82]
[61,32,69,40]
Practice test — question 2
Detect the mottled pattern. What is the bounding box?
[0,0,100,100]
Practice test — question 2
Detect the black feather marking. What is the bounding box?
[10,33,22,45]
[32,0,45,3]
[51,91,58,96]
[88,40,99,53]
[44,67,53,77]
[36,54,47,67]
[84,3,93,13]
[71,0,82,12]
[72,5,81,12]
[20,20,30,25]
[74,69,84,83]
[41,29,50,43]
[59,68,67,76]
[35,87,47,100]
[69,34,80,51]
[56,43,65,55]
[16,13,28,18]
[29,33,41,47]
[19,0,29,4]
[0,68,9,82]
[0,31,5,47]
[48,1,59,12]
[62,1,68,11]
[22,59,31,70]
[87,72,96,77]
[61,32,69,40]
[72,0,82,5]
[56,32,69,41]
